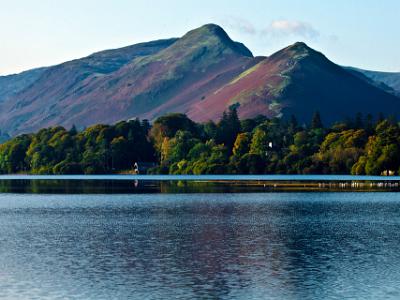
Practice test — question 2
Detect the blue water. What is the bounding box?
[0,192,399,299]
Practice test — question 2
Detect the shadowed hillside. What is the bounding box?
[346,67,400,96]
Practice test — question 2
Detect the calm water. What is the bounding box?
[1,174,400,194]
[0,192,400,299]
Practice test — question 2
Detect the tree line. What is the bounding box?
[0,109,399,175]
[0,120,154,174]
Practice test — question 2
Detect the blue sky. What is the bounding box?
[1,0,399,75]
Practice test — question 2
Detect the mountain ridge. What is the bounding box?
[345,66,400,96]
[188,41,400,124]
[0,24,399,135]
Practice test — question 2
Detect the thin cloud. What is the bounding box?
[222,16,257,35]
[224,17,320,40]
[328,34,339,42]
[262,20,320,39]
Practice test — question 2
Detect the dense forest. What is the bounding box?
[0,109,399,175]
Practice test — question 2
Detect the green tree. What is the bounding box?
[311,111,323,129]
[250,128,269,156]
[216,107,241,149]
[232,133,251,157]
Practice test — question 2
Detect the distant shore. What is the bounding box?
[1,174,400,181]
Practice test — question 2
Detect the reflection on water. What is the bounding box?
[0,193,399,299]
[0,179,400,193]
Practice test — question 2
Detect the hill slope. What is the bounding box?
[0,67,48,102]
[189,42,400,124]
[346,67,400,96]
[0,24,255,134]
[0,38,179,134]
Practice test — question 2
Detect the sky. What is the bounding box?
[0,0,399,75]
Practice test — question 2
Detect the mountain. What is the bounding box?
[346,67,400,96]
[0,24,399,135]
[0,38,178,134]
[189,42,400,124]
[0,67,48,102]
[0,24,256,134]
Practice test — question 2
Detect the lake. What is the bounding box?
[1,191,400,299]
[1,174,400,193]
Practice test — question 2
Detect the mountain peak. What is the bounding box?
[189,23,231,39]
[197,23,226,33]
[291,41,309,48]
[267,41,323,64]
[175,24,253,57]
[285,41,313,54]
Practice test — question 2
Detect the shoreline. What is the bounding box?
[1,174,400,181]
[0,176,400,193]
